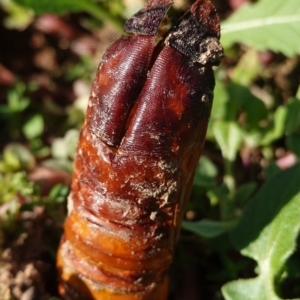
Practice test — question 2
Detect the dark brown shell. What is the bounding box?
[57,0,223,299]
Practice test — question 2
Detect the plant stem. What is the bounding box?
[224,158,235,194]
[220,159,236,220]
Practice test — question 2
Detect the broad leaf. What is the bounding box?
[13,0,123,31]
[222,277,280,300]
[14,0,99,15]
[221,0,300,56]
[232,182,256,207]
[222,163,300,300]
[287,133,300,157]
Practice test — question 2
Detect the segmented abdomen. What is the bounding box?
[57,0,223,299]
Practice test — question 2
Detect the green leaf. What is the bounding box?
[213,121,243,162]
[51,138,68,159]
[42,158,73,173]
[231,49,261,86]
[286,133,300,157]
[222,163,300,300]
[22,114,44,139]
[210,80,230,121]
[264,162,281,180]
[207,80,230,139]
[221,0,300,56]
[233,182,256,207]
[2,143,35,172]
[51,129,79,160]
[0,0,33,29]
[227,83,268,127]
[14,0,97,15]
[260,106,288,146]
[14,0,123,31]
[285,97,300,134]
[64,129,79,159]
[182,219,238,238]
[223,277,281,300]
[7,87,29,112]
[193,156,218,188]
[0,171,38,205]
[48,184,69,203]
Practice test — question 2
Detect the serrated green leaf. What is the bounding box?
[222,164,300,300]
[221,0,300,56]
[222,277,280,300]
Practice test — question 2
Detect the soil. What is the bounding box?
[0,208,58,300]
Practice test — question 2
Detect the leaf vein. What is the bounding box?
[223,15,300,34]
